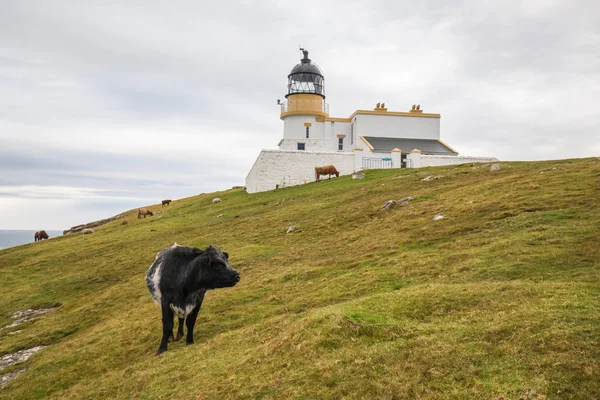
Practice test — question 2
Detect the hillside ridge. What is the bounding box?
[0,158,598,399]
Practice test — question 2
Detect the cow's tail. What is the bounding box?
[315,167,318,181]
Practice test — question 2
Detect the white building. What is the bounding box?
[245,49,496,193]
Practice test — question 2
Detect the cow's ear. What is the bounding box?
[223,252,229,260]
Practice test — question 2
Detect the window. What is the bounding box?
[297,143,305,150]
[306,126,310,138]
[338,137,343,151]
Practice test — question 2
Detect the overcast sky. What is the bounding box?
[1,0,598,230]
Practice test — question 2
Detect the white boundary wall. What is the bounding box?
[245,149,355,193]
[413,154,499,167]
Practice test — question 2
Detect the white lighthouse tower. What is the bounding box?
[278,49,340,152]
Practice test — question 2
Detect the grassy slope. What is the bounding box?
[0,158,599,400]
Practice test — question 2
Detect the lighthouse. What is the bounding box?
[244,49,496,193]
[278,49,340,152]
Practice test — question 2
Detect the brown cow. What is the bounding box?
[162,199,172,207]
[315,165,340,181]
[34,230,49,242]
[138,208,154,219]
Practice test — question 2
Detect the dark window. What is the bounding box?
[338,137,343,151]
[297,143,305,150]
[306,126,310,138]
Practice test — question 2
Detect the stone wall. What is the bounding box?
[245,149,355,193]
[414,154,499,168]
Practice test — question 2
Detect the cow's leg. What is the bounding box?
[157,302,174,355]
[176,317,185,341]
[185,292,206,345]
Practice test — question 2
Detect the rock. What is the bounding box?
[396,196,413,206]
[433,214,445,221]
[352,172,365,179]
[381,197,413,211]
[466,200,474,205]
[1,307,60,331]
[212,198,222,204]
[63,214,124,235]
[7,330,21,336]
[490,164,502,172]
[0,346,45,371]
[274,201,280,206]
[380,200,396,211]
[286,225,296,234]
[0,369,25,389]
[82,228,95,235]
[422,175,441,181]
[217,214,223,218]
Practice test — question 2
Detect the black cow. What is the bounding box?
[146,243,240,355]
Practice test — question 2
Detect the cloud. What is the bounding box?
[0,0,598,228]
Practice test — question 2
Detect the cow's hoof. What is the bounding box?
[176,332,184,341]
[186,340,194,345]
[156,347,167,356]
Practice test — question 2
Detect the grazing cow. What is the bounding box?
[34,230,49,242]
[138,208,154,219]
[315,164,340,181]
[162,200,172,207]
[146,243,240,355]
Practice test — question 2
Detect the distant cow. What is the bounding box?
[146,243,240,355]
[138,208,154,219]
[34,230,49,242]
[162,200,172,207]
[315,164,340,181]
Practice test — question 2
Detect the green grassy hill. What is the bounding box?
[1,158,599,399]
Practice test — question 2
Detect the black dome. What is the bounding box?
[289,60,324,77]
[286,49,325,98]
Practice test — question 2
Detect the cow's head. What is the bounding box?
[199,245,240,289]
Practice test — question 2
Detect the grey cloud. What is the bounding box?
[0,0,598,228]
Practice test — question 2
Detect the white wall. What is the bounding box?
[324,121,352,151]
[283,115,325,140]
[245,149,355,193]
[279,138,337,151]
[354,114,440,140]
[419,155,498,167]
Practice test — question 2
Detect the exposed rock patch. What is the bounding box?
[490,164,502,172]
[0,346,45,371]
[212,198,222,204]
[0,369,25,389]
[352,172,365,179]
[422,175,441,182]
[433,214,445,221]
[1,307,59,332]
[63,214,124,235]
[380,197,413,211]
[286,225,296,234]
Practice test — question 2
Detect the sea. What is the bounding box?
[0,230,64,251]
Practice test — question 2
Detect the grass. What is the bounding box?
[0,158,599,399]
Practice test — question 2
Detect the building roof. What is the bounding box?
[289,49,324,78]
[361,137,458,155]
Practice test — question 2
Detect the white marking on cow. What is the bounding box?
[169,303,195,318]
[149,259,163,306]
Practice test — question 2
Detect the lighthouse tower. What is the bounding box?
[278,49,333,152]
